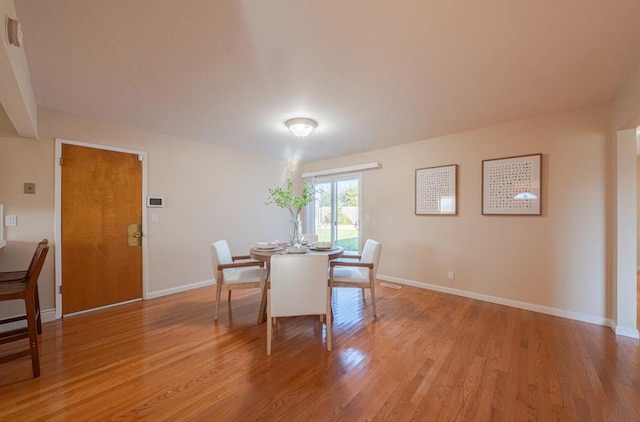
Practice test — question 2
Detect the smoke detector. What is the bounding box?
[6,16,22,47]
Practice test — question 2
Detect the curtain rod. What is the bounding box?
[301,162,380,178]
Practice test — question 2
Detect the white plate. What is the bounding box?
[255,244,279,250]
[310,246,337,251]
[286,246,309,254]
[314,242,334,248]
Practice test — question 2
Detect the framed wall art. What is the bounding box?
[482,153,541,215]
[415,164,458,215]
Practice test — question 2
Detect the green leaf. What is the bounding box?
[265,173,316,218]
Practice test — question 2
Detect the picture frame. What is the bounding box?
[482,153,541,215]
[415,164,458,215]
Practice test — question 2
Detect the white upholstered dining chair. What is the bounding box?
[329,239,382,318]
[267,254,331,355]
[210,240,265,321]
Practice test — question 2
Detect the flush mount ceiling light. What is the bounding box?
[286,118,317,138]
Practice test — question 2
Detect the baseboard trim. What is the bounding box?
[0,308,56,333]
[610,321,640,339]
[377,274,638,338]
[146,279,216,299]
[10,277,634,338]
[42,308,56,323]
[2,281,217,327]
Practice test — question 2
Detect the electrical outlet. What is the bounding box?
[5,215,17,227]
[448,271,454,280]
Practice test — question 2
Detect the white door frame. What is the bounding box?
[308,172,362,251]
[54,138,149,319]
[613,129,639,338]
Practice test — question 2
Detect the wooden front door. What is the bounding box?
[61,144,143,315]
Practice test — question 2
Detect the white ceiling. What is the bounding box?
[13,0,640,162]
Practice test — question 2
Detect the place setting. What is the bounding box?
[308,241,337,251]
[254,241,283,252]
[285,244,309,254]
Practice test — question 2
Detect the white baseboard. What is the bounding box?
[42,308,56,323]
[1,281,216,329]
[10,277,635,339]
[377,274,638,339]
[610,321,640,339]
[146,279,215,299]
[65,299,142,317]
[0,308,56,333]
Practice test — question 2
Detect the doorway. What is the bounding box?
[54,140,147,317]
[312,174,361,253]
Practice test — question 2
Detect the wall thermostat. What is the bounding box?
[147,197,164,208]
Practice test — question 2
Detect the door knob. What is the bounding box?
[127,223,143,246]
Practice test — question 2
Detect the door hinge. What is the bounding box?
[59,157,63,166]
[138,154,145,162]
[59,285,63,294]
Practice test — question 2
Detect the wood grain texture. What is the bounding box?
[0,282,638,421]
[61,144,142,315]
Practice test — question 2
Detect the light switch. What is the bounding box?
[5,215,17,227]
[151,214,159,223]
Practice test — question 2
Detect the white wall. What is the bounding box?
[0,103,628,329]
[0,107,296,316]
[303,106,611,321]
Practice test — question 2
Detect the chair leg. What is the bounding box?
[361,287,365,301]
[326,286,332,351]
[214,271,223,321]
[35,285,42,335]
[24,295,40,378]
[227,290,232,303]
[370,275,377,318]
[329,286,334,321]
[266,290,272,355]
[257,267,267,324]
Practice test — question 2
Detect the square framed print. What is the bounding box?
[415,164,458,215]
[482,153,541,215]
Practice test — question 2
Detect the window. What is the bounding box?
[307,174,361,253]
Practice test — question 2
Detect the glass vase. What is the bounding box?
[289,215,302,246]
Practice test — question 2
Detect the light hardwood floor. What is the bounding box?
[1,282,639,421]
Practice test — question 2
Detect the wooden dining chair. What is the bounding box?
[210,240,265,321]
[267,254,331,355]
[0,239,49,378]
[0,239,49,335]
[329,239,382,318]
